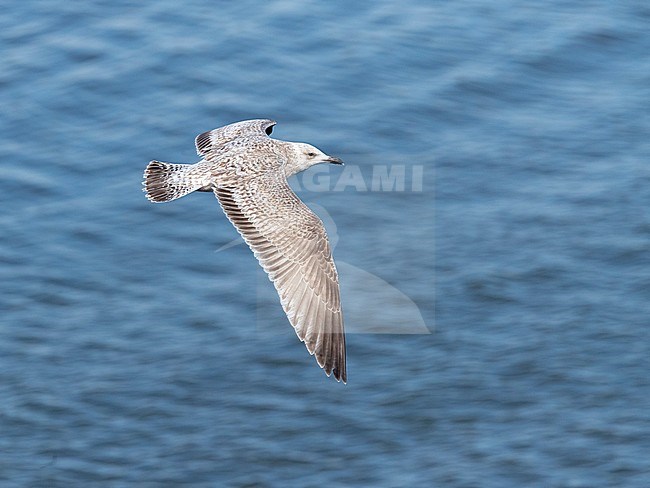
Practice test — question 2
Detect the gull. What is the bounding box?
[143,119,347,383]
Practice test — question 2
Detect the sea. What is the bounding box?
[1,1,649,486]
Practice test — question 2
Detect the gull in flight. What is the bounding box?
[143,119,347,382]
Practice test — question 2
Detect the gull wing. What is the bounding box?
[213,172,346,382]
[195,119,276,159]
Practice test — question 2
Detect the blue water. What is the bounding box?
[2,1,649,486]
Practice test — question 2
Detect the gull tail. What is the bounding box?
[143,161,208,203]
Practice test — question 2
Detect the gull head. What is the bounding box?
[285,142,343,176]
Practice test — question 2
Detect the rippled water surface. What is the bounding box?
[2,1,649,486]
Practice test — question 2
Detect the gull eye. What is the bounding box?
[307,152,316,157]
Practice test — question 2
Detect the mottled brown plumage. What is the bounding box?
[143,119,346,382]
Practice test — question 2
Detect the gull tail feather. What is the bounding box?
[143,161,207,203]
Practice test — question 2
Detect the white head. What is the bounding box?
[284,142,343,176]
